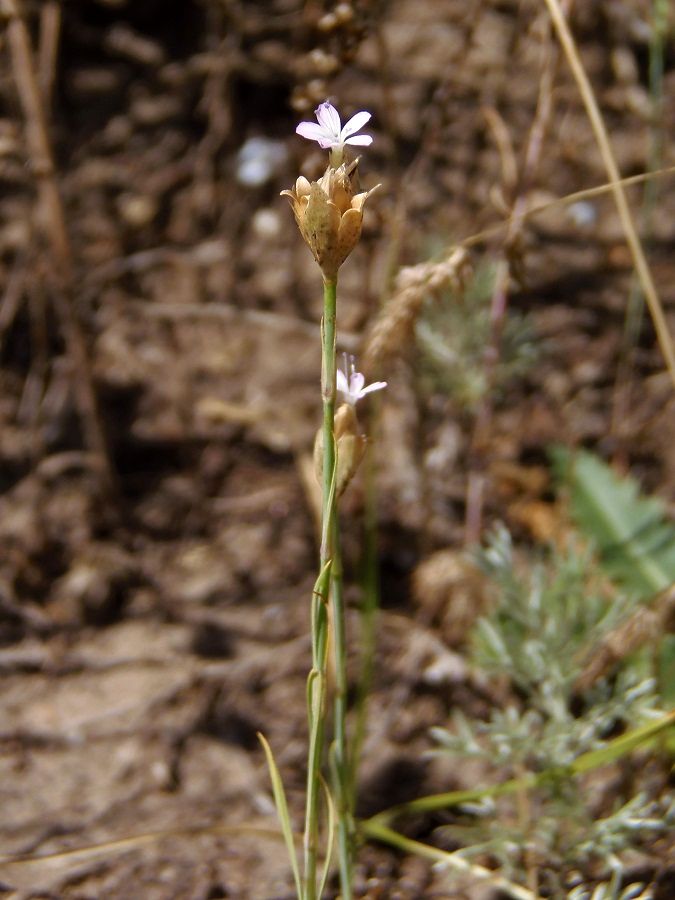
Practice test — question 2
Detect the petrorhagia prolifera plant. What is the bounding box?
[261,101,383,900]
[282,102,379,282]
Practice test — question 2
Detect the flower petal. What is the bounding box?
[317,136,338,149]
[350,371,365,395]
[344,134,373,147]
[336,369,349,394]
[341,111,371,139]
[359,381,387,397]
[315,101,341,137]
[296,122,329,142]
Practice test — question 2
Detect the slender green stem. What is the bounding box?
[319,276,354,897]
[320,279,337,562]
[303,558,331,898]
[303,278,338,900]
[360,821,541,900]
[330,522,352,898]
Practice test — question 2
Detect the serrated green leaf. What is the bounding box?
[552,447,675,596]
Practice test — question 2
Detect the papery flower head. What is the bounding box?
[337,354,387,406]
[281,160,379,281]
[314,356,386,493]
[296,101,373,153]
[314,401,367,496]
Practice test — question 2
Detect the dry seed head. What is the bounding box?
[281,161,379,281]
[363,247,471,372]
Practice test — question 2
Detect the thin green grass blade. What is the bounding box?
[258,732,302,898]
[571,708,675,773]
[365,710,675,826]
[361,821,539,900]
[317,775,336,900]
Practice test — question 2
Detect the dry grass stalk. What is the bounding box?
[574,583,675,694]
[1,0,113,488]
[456,164,675,255]
[544,0,675,390]
[37,1,61,110]
[363,246,471,374]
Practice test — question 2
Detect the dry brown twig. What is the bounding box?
[0,0,114,488]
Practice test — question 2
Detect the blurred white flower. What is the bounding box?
[236,136,287,187]
[336,354,386,406]
[296,101,372,151]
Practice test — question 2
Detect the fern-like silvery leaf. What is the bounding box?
[552,448,675,596]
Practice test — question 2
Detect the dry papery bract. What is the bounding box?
[281,159,378,282]
[363,246,472,373]
[313,401,367,496]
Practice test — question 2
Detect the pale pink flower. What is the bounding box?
[296,101,373,151]
[336,355,386,406]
